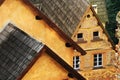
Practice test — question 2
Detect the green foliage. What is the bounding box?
[105,22,118,44]
[105,0,120,44]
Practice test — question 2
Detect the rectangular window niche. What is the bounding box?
[93,54,103,69]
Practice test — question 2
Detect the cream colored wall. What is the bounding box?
[80,66,116,80]
[0,0,79,79]
[72,8,115,69]
[72,9,112,50]
[84,49,114,69]
[0,0,75,66]
[72,8,116,79]
[22,51,75,80]
[75,49,114,71]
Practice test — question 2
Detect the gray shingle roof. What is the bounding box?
[89,0,108,23]
[30,0,89,37]
[0,23,44,80]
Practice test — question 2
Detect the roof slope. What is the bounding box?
[0,23,85,80]
[29,0,115,49]
[19,45,86,80]
[0,23,44,80]
[23,0,86,55]
[29,0,89,37]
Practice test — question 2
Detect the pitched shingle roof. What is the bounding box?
[30,0,89,37]
[0,23,44,80]
[0,23,85,80]
[29,0,115,49]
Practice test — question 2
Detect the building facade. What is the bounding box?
[0,0,86,80]
[72,6,116,80]
[30,0,117,80]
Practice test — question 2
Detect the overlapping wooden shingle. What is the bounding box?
[30,0,89,37]
[0,23,44,80]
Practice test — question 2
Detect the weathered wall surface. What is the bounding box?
[22,51,75,80]
[0,0,76,79]
[72,8,116,80]
[72,8,112,50]
[0,0,74,65]
[29,0,89,37]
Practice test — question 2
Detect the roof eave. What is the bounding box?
[22,0,86,55]
[17,45,86,80]
[90,5,115,49]
[0,0,4,6]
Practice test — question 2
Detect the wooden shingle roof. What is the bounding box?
[0,0,87,79]
[0,23,85,80]
[0,23,44,80]
[23,0,86,55]
[29,0,89,37]
[29,0,115,49]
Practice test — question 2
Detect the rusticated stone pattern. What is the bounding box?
[0,23,43,80]
[82,69,116,80]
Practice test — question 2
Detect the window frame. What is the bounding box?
[94,54,102,68]
[77,33,83,39]
[93,31,99,37]
[73,56,80,70]
[76,33,87,43]
[91,31,103,42]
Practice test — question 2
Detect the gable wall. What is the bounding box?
[72,8,116,79]
[0,0,75,76]
[29,0,89,37]
[22,51,75,80]
[72,8,112,50]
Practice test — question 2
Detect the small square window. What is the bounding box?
[91,31,103,42]
[77,33,83,38]
[93,31,99,37]
[76,33,87,43]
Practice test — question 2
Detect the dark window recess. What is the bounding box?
[93,31,99,37]
[0,23,44,80]
[91,31,103,42]
[77,33,87,43]
[35,15,42,20]
[77,33,83,39]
